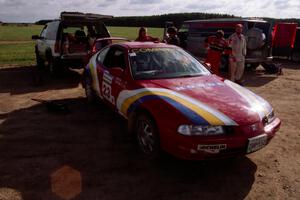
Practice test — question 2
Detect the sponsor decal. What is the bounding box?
[116,88,237,125]
[102,70,115,105]
[174,82,224,91]
[197,144,227,154]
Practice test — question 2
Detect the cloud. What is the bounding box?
[0,0,299,22]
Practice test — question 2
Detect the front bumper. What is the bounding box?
[245,56,273,64]
[162,117,281,160]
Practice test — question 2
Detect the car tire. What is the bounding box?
[135,113,161,159]
[250,63,260,70]
[84,72,96,103]
[48,56,60,76]
[33,52,45,86]
[291,50,300,62]
[46,52,61,76]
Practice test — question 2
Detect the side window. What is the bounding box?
[103,47,126,69]
[45,23,58,40]
[40,25,47,38]
[96,46,110,64]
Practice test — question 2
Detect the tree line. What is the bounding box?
[35,13,300,28]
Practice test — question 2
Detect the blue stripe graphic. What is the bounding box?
[127,95,210,125]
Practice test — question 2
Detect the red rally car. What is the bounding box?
[83,41,281,160]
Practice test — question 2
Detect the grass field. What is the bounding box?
[0,25,163,66]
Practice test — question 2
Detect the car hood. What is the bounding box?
[117,75,273,126]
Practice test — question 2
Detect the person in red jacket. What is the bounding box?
[135,27,160,42]
[204,30,230,75]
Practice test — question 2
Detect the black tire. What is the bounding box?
[46,51,62,76]
[291,50,300,62]
[32,52,45,86]
[249,63,260,71]
[84,72,96,103]
[135,113,160,159]
[48,56,61,76]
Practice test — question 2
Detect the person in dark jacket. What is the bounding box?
[165,26,180,46]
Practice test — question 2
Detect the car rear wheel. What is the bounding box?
[135,113,160,159]
[84,73,96,103]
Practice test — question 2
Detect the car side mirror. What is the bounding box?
[32,35,42,40]
[204,62,212,70]
[110,67,124,77]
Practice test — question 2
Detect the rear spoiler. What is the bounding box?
[60,11,113,22]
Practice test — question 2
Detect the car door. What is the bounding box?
[96,45,128,108]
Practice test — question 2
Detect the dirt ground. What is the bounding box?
[0,61,299,200]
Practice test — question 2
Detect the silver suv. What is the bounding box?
[32,12,112,77]
[177,18,273,69]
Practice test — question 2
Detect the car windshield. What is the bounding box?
[129,47,210,80]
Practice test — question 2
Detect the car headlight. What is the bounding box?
[177,125,225,136]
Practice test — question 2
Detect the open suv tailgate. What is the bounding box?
[60,12,113,23]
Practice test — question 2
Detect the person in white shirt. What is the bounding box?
[228,24,247,85]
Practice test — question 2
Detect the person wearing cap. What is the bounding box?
[228,24,247,84]
[204,30,230,75]
[135,27,160,42]
[165,26,180,46]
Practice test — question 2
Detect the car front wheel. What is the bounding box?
[135,113,160,159]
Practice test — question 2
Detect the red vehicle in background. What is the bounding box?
[272,23,300,62]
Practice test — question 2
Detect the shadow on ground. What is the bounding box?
[0,66,81,95]
[0,97,257,200]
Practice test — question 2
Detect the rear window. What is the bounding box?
[62,22,109,38]
[186,22,241,38]
[179,23,189,33]
[45,21,59,40]
[189,27,235,38]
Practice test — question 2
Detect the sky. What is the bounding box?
[0,0,299,22]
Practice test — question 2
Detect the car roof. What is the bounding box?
[184,18,269,23]
[116,42,177,49]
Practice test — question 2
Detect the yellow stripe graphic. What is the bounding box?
[120,91,225,125]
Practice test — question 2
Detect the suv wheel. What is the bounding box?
[291,50,300,62]
[33,52,45,86]
[46,52,61,76]
[48,56,60,76]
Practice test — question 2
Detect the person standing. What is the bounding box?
[204,30,229,75]
[135,27,160,42]
[165,26,180,46]
[228,24,247,84]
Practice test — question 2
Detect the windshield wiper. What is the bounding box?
[176,73,203,78]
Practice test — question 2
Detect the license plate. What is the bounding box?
[247,134,267,153]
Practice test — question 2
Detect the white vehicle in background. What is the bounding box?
[32,12,112,82]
